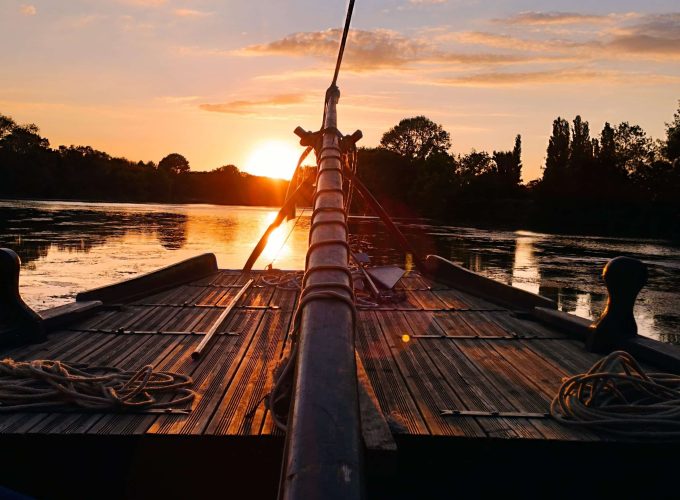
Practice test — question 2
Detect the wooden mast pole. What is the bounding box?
[280,86,363,499]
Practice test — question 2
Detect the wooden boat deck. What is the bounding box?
[0,269,604,443]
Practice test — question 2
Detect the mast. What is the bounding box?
[280,2,363,498]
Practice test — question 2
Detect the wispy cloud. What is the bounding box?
[602,14,680,58]
[495,11,608,25]
[199,94,307,115]
[439,69,604,86]
[118,0,166,6]
[438,68,680,87]
[238,28,552,71]
[239,29,425,70]
[459,13,680,60]
[20,4,36,16]
[174,8,212,18]
[409,0,447,4]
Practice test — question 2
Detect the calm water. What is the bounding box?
[1,200,679,344]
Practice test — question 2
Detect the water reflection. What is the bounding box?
[511,232,540,295]
[0,200,310,310]
[350,218,680,344]
[0,200,678,344]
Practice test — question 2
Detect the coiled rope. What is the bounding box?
[0,358,194,412]
[550,350,680,439]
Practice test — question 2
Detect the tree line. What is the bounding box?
[0,114,287,206]
[2,102,679,237]
[355,103,680,237]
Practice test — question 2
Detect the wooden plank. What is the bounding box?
[192,279,253,360]
[17,335,133,434]
[84,334,186,435]
[210,272,240,287]
[401,311,524,439]
[433,311,508,338]
[147,309,266,435]
[126,306,182,333]
[269,287,299,312]
[463,311,522,338]
[3,332,123,435]
[86,335,199,435]
[76,253,218,304]
[407,290,448,310]
[375,310,485,437]
[397,274,433,290]
[489,312,568,339]
[424,255,555,310]
[355,352,397,451]
[159,307,211,334]
[205,309,292,436]
[452,339,590,441]
[193,286,230,306]
[94,305,154,332]
[354,311,429,435]
[482,339,601,441]
[38,300,102,331]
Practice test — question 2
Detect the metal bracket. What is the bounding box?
[440,409,550,419]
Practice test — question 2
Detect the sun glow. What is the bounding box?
[244,140,301,180]
[261,211,291,263]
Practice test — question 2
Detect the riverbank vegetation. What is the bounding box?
[1,103,679,237]
[356,105,680,238]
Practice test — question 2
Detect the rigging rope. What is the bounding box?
[321,0,356,128]
[0,359,194,412]
[331,0,356,88]
[267,207,307,270]
[550,350,680,439]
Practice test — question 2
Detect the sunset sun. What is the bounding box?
[244,140,301,179]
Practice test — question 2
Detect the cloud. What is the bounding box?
[239,28,426,70]
[496,11,608,25]
[118,0,166,6]
[238,28,548,71]
[452,32,559,52]
[456,14,680,60]
[199,94,307,115]
[174,8,212,18]
[603,14,680,58]
[439,69,603,86]
[20,4,36,16]
[409,0,447,4]
[438,68,680,87]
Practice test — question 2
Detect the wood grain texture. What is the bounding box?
[1,268,657,446]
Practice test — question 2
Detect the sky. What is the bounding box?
[1,1,678,181]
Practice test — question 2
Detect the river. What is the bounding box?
[1,199,678,344]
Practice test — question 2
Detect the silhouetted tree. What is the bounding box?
[408,151,456,218]
[613,122,655,177]
[663,101,680,162]
[543,117,570,189]
[456,150,493,183]
[380,116,451,161]
[569,115,593,171]
[492,134,522,191]
[159,153,190,175]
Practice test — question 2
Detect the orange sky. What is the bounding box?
[1,1,678,181]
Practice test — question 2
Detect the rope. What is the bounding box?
[0,359,194,412]
[265,1,361,432]
[262,270,303,290]
[268,270,357,432]
[331,0,356,88]
[320,0,357,128]
[551,350,680,439]
[267,208,306,270]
